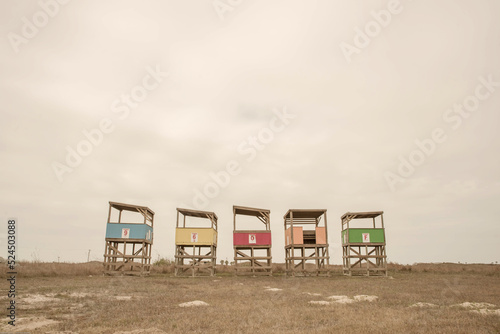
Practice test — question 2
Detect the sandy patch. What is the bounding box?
[68,303,85,310]
[454,302,496,309]
[22,294,59,304]
[470,309,500,316]
[113,328,167,334]
[3,316,58,331]
[68,292,94,298]
[309,301,331,305]
[115,296,133,301]
[304,292,322,296]
[265,288,283,292]
[179,300,209,307]
[325,295,378,304]
[354,295,378,302]
[327,295,349,300]
[410,302,438,308]
[326,295,355,304]
[212,280,220,282]
[332,298,355,304]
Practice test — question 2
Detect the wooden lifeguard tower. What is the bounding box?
[174,208,218,277]
[341,211,387,276]
[233,205,272,276]
[284,209,330,276]
[103,201,154,275]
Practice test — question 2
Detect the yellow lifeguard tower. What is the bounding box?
[174,208,218,276]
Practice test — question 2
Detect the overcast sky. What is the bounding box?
[1,0,499,265]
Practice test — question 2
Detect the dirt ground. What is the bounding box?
[1,264,499,333]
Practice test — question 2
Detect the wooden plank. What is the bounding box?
[175,255,214,259]
[104,254,151,259]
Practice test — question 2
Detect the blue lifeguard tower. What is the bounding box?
[103,201,154,275]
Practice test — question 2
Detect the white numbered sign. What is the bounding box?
[249,234,256,244]
[121,228,130,239]
[362,233,370,243]
[191,232,198,243]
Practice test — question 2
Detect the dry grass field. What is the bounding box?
[1,262,499,333]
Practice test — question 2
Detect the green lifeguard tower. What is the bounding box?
[341,211,387,276]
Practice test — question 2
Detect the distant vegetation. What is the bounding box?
[1,261,498,278]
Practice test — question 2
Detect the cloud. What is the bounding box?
[1,0,499,264]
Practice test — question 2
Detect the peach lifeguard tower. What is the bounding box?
[284,209,329,276]
[233,205,272,276]
[174,208,218,276]
[103,201,154,275]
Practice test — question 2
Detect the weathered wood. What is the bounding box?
[233,205,272,276]
[284,209,330,276]
[341,211,387,276]
[103,202,154,276]
[175,208,218,277]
